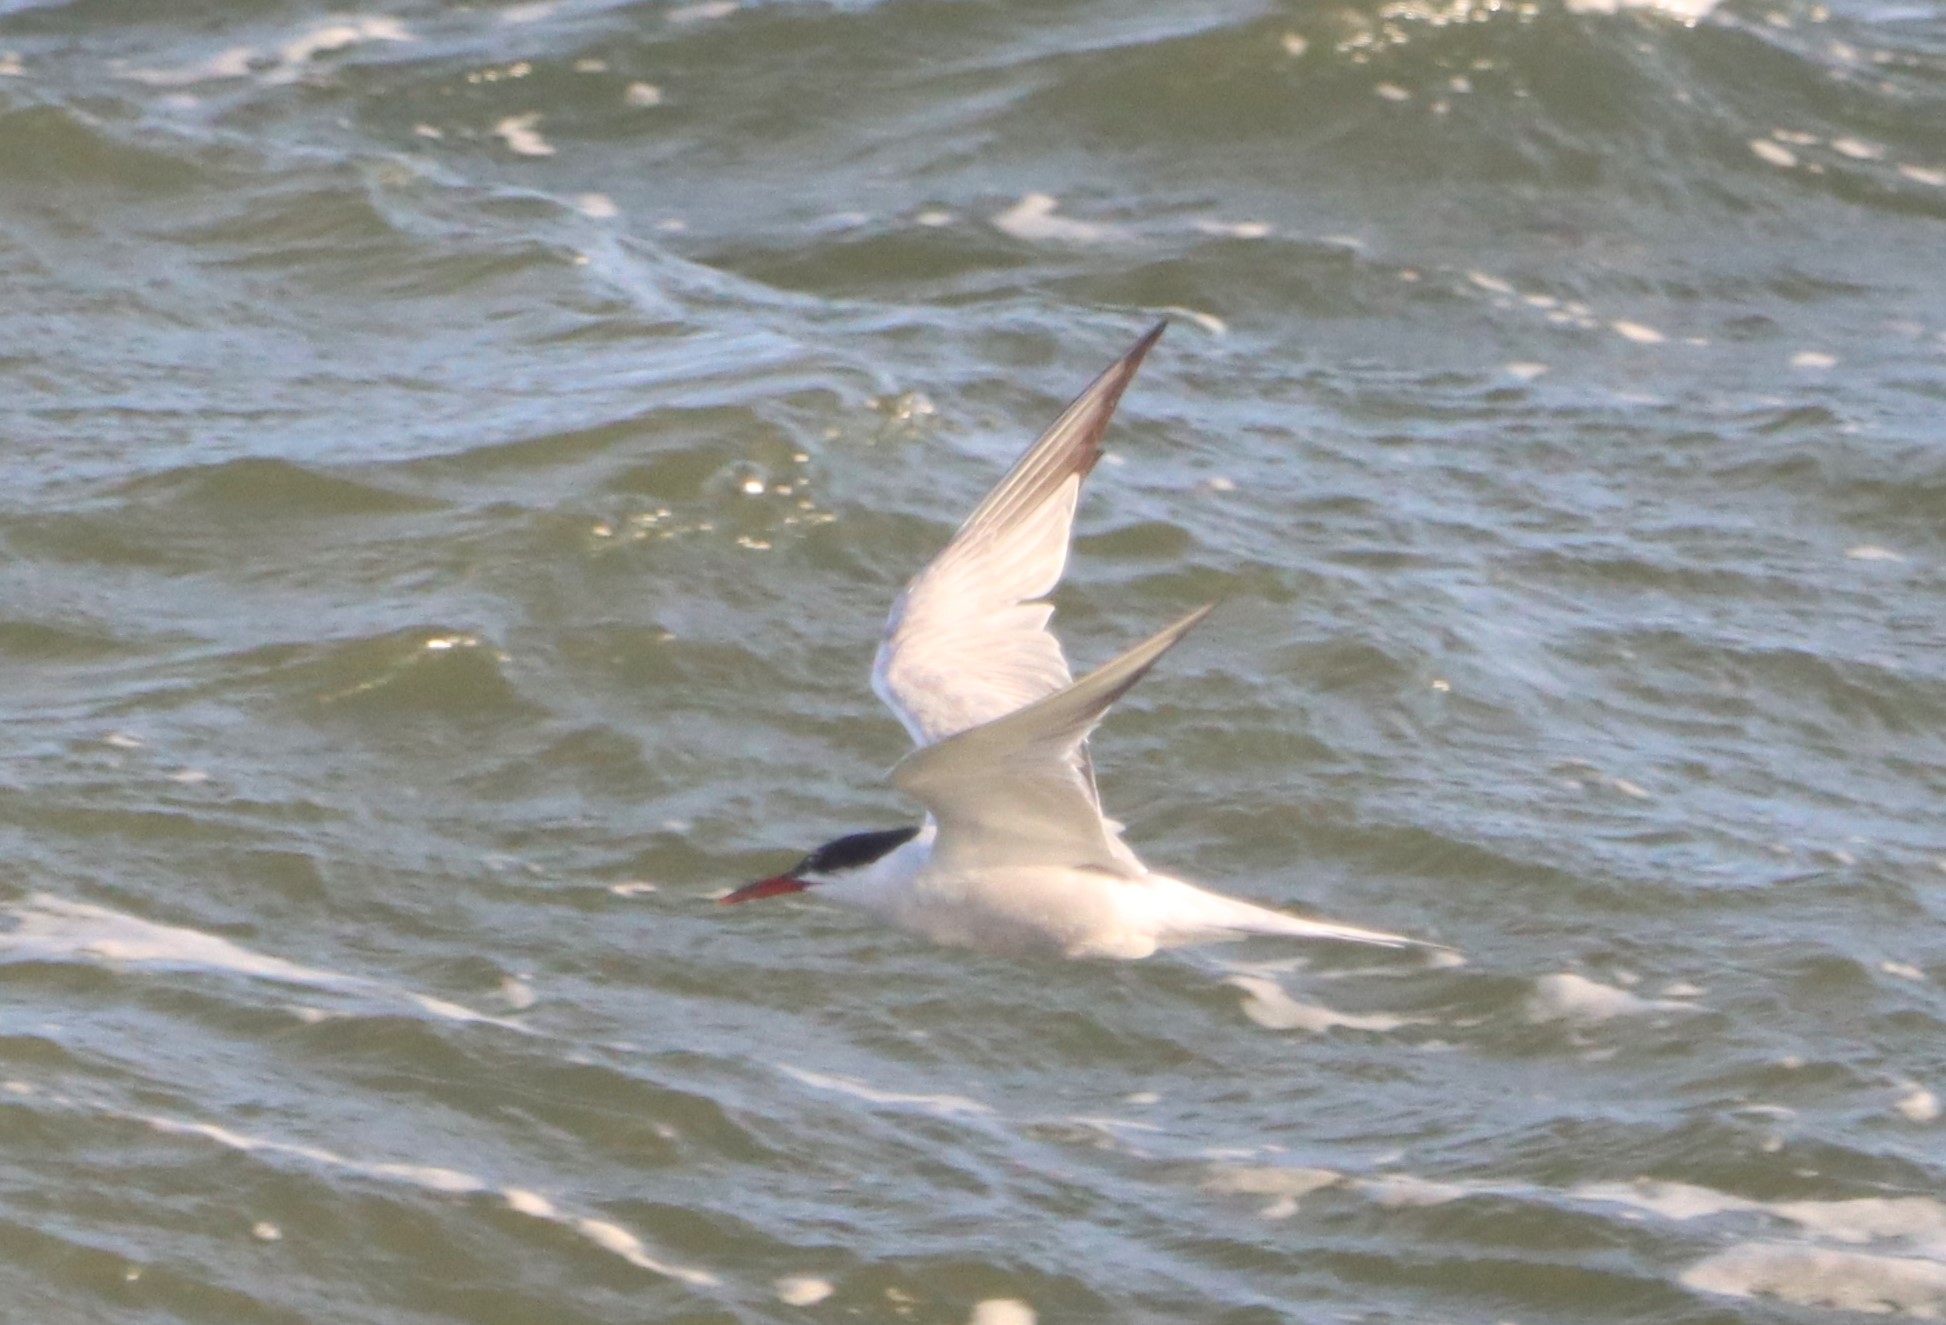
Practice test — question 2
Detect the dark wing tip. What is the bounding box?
[1077,318,1168,468]
[1099,317,1170,407]
[956,319,1170,540]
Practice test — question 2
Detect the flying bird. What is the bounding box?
[722,322,1426,959]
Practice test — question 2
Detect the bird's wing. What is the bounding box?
[891,605,1214,875]
[870,322,1166,759]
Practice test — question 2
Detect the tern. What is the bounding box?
[722,322,1424,959]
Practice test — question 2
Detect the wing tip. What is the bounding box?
[948,316,1170,545]
[1098,315,1171,408]
[1071,601,1218,718]
[1144,601,1218,658]
[1063,317,1169,480]
[1043,318,1173,459]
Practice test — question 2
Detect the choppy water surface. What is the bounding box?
[2,0,1944,1320]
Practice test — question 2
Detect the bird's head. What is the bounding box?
[719,825,921,904]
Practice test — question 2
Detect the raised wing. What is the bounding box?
[891,605,1214,876]
[871,321,1166,754]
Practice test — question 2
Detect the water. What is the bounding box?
[1,0,1943,1319]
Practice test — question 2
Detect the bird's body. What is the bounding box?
[723,322,1426,959]
[807,824,1414,960]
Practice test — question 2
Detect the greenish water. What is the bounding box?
[0,0,1943,1321]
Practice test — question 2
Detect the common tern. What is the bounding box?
[723,322,1425,959]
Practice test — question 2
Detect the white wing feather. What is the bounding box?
[871,322,1167,756]
[892,606,1214,875]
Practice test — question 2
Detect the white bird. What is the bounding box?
[721,322,1427,959]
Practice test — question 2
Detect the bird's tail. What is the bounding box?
[1233,907,1422,949]
[1151,876,1425,949]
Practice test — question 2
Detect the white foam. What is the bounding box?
[1576,1179,1759,1221]
[1193,219,1271,239]
[1205,1166,1341,1197]
[992,194,1116,244]
[145,1115,488,1196]
[2,894,346,987]
[124,16,410,87]
[1225,976,1411,1033]
[1525,973,1692,1024]
[779,1065,991,1116]
[368,1162,483,1193]
[0,893,514,1028]
[277,18,410,70]
[1895,1085,1940,1124]
[1157,306,1228,336]
[1775,1196,1946,1250]
[1191,1167,1946,1313]
[1066,1115,1166,1135]
[406,993,510,1025]
[503,1188,557,1218]
[1355,1174,1471,1208]
[496,1187,710,1283]
[494,113,555,157]
[776,1277,834,1306]
[968,1298,1036,1325]
[1847,545,1906,562]
[1683,1243,1946,1315]
[576,1218,719,1286]
[1581,1179,1946,1258]
[1578,1180,1946,1316]
[1611,320,1667,344]
[119,45,246,85]
[1564,0,1718,17]
[1204,1165,1343,1218]
[1209,1163,1509,1220]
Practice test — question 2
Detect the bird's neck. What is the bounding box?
[817,830,933,914]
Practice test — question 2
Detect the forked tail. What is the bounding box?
[1153,876,1428,950]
